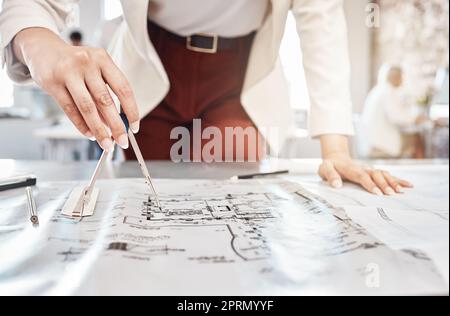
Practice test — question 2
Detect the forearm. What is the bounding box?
[1,0,76,71]
[319,134,351,159]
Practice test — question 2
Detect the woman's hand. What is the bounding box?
[319,135,413,195]
[13,27,140,151]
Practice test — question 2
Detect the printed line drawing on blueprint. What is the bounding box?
[0,179,447,295]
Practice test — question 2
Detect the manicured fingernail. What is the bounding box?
[373,188,383,196]
[117,134,129,149]
[84,131,96,141]
[130,121,140,134]
[386,187,395,195]
[100,138,114,152]
[84,132,96,142]
[332,179,343,188]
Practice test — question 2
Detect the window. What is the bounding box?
[103,0,123,20]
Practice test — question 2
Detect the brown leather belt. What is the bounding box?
[147,21,255,54]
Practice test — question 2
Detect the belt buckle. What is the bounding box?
[186,34,218,54]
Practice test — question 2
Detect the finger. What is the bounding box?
[99,55,140,133]
[65,77,113,151]
[97,109,107,125]
[371,170,395,195]
[85,70,129,149]
[346,167,382,196]
[382,171,403,193]
[394,177,414,188]
[319,161,343,188]
[52,87,92,139]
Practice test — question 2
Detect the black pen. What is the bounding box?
[0,175,37,192]
[231,170,289,180]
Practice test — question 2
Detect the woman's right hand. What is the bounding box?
[13,27,140,151]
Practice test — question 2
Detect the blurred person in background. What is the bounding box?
[69,30,83,47]
[361,65,426,159]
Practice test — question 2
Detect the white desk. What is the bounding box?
[0,159,448,295]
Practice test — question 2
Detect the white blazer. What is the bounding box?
[0,0,354,153]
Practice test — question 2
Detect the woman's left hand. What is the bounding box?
[318,152,413,195]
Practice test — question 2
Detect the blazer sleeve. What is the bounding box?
[0,0,77,83]
[291,0,354,137]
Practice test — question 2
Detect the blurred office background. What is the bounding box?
[0,0,448,161]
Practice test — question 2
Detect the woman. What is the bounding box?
[0,0,412,195]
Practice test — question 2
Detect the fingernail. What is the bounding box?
[84,132,96,142]
[84,131,96,141]
[332,179,343,188]
[100,138,114,152]
[130,121,140,134]
[117,134,129,149]
[373,188,383,196]
[386,187,395,195]
[396,186,405,193]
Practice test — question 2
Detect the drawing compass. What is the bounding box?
[71,113,161,218]
[122,113,162,209]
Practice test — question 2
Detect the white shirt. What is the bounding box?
[148,0,269,37]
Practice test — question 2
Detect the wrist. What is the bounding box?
[323,151,351,161]
[319,134,351,160]
[13,27,67,66]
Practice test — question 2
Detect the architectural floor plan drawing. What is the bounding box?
[0,178,448,295]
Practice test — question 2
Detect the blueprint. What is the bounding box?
[296,164,449,213]
[288,164,449,287]
[0,178,448,295]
